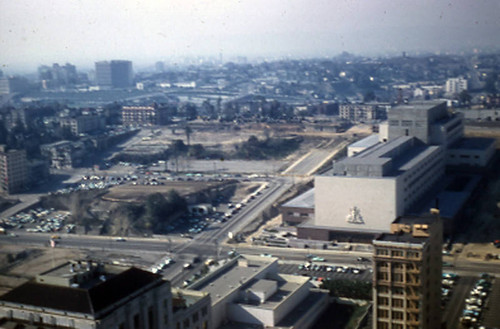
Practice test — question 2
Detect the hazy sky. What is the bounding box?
[1,0,499,72]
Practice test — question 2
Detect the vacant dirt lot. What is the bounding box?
[103,180,231,203]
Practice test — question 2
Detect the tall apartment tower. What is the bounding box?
[95,60,133,88]
[445,77,467,95]
[0,145,28,194]
[372,213,443,329]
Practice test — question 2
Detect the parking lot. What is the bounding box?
[1,208,73,235]
[479,276,500,328]
[442,273,498,329]
[278,262,372,283]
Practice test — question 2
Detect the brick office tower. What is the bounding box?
[372,212,442,329]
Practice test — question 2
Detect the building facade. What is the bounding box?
[372,214,443,329]
[445,77,467,95]
[40,141,87,169]
[311,136,445,237]
[297,100,494,241]
[60,115,106,135]
[95,60,133,88]
[190,255,329,329]
[122,104,170,126]
[171,288,211,329]
[279,188,315,225]
[0,261,173,329]
[339,103,389,122]
[0,76,30,95]
[0,145,28,194]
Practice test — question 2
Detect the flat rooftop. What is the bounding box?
[335,136,442,176]
[171,288,207,308]
[390,100,445,112]
[374,232,428,245]
[281,188,314,209]
[238,275,308,310]
[392,215,439,226]
[193,256,275,305]
[349,134,380,149]
[395,144,441,172]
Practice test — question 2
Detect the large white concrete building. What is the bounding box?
[310,136,445,239]
[190,255,329,329]
[297,101,495,241]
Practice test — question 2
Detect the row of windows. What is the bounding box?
[377,272,421,284]
[377,322,420,329]
[449,154,480,159]
[175,306,208,329]
[376,249,420,258]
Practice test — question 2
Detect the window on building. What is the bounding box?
[148,306,154,329]
[377,309,389,318]
[378,285,389,293]
[393,273,404,282]
[378,297,389,306]
[377,261,389,268]
[184,319,190,328]
[202,321,208,329]
[377,321,389,329]
[377,249,389,256]
[401,120,413,127]
[391,250,403,257]
[407,263,417,271]
[201,306,208,316]
[134,314,140,329]
[393,287,404,295]
[193,312,199,323]
[377,271,389,281]
[407,251,420,259]
[392,299,404,307]
[393,311,404,320]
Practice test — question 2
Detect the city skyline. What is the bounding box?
[1,0,500,73]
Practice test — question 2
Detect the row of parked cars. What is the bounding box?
[441,272,459,304]
[460,273,494,327]
[298,262,364,275]
[1,208,73,234]
[150,257,175,274]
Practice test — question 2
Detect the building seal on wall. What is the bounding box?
[346,206,364,224]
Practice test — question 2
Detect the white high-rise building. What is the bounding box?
[445,77,467,95]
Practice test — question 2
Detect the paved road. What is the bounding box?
[282,140,350,176]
